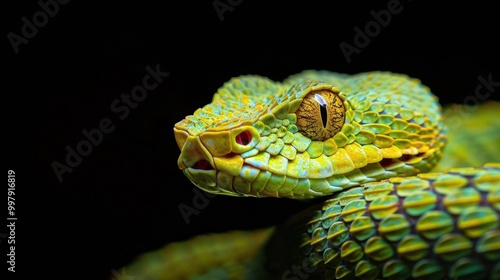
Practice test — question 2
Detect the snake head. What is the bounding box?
[174,71,446,199]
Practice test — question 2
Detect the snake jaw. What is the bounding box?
[174,125,262,197]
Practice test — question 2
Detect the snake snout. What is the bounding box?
[174,132,219,192]
[174,126,260,196]
[175,133,215,170]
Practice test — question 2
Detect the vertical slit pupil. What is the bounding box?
[320,104,328,128]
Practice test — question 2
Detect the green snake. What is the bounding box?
[122,71,500,279]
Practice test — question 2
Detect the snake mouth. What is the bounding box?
[192,159,213,170]
[180,143,251,196]
[176,128,263,196]
[182,150,436,198]
[175,124,263,196]
[380,152,427,168]
[184,152,274,197]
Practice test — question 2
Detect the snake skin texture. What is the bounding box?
[174,71,446,199]
[119,71,499,280]
[262,163,500,280]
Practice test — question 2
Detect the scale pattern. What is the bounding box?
[174,71,446,199]
[263,163,500,280]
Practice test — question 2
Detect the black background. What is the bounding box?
[5,0,499,279]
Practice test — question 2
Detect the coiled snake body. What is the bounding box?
[125,71,500,279]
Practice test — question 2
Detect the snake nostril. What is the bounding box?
[192,159,213,170]
[235,130,252,146]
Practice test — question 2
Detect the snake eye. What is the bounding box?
[295,90,345,141]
